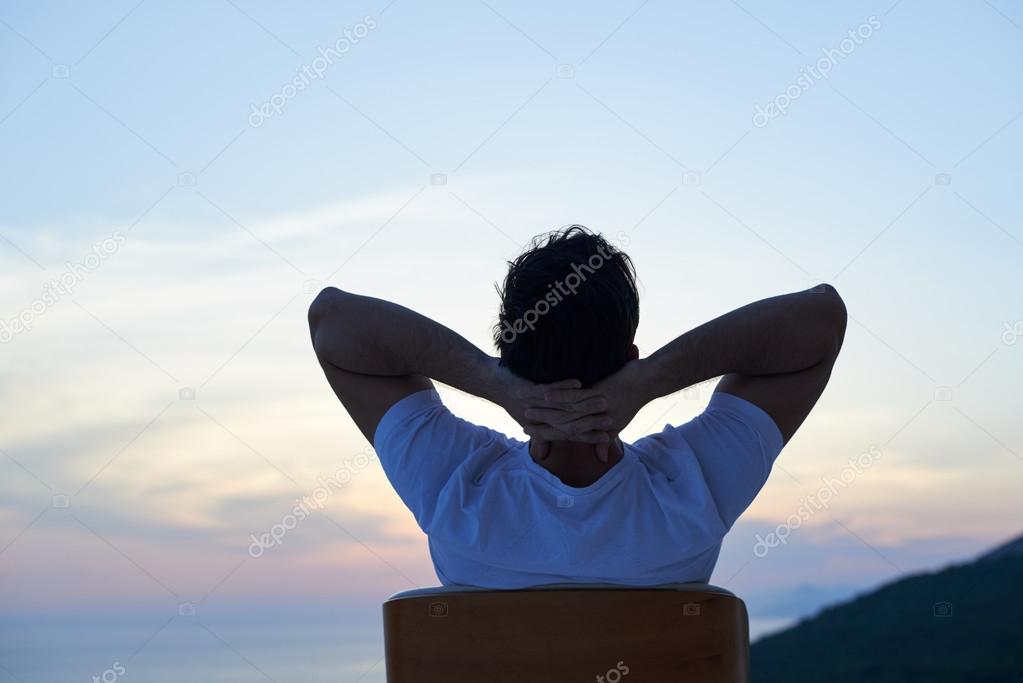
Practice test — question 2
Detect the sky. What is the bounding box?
[2,0,1022,680]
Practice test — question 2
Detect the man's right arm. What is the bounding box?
[639,284,847,444]
[519,285,846,453]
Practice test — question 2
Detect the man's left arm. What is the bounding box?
[307,287,609,445]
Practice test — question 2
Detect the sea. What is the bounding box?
[0,615,794,681]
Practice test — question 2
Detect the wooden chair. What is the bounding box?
[383,583,750,682]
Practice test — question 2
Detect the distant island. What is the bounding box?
[751,532,1023,682]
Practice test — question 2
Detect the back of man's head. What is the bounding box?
[494,226,639,387]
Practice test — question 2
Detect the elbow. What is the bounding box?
[307,286,346,351]
[813,283,847,356]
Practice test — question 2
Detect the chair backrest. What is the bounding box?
[382,583,750,683]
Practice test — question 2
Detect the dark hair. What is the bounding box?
[493,225,639,387]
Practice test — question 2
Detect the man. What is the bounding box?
[308,226,846,587]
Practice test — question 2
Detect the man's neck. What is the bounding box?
[528,439,625,488]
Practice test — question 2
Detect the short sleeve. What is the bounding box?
[671,391,785,529]
[372,389,511,533]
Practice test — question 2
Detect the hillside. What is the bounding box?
[751,534,1023,682]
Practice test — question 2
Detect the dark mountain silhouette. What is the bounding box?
[978,533,1023,563]
[751,532,1023,682]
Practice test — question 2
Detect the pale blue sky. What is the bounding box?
[2,1,1022,680]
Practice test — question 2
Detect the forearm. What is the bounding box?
[641,285,847,399]
[308,287,499,400]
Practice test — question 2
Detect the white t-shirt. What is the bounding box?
[373,389,784,588]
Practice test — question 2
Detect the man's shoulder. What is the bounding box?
[375,388,519,454]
